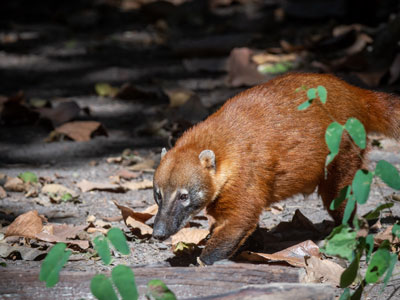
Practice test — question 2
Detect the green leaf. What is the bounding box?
[307,88,317,100]
[146,279,177,300]
[381,253,398,291]
[39,243,71,287]
[339,288,351,300]
[90,274,119,300]
[365,247,391,283]
[321,225,357,261]
[18,171,38,183]
[342,195,356,225]
[365,234,374,263]
[350,283,363,300]
[107,228,130,255]
[393,223,400,238]
[330,186,351,210]
[317,85,327,104]
[93,236,112,265]
[375,160,400,189]
[352,170,373,204]
[60,193,73,202]
[325,122,344,166]
[340,254,360,287]
[95,83,119,97]
[363,203,394,220]
[344,118,366,149]
[111,265,138,300]
[298,99,313,111]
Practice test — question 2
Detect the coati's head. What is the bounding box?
[152,147,216,240]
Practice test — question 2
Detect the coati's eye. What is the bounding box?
[178,193,189,201]
[154,189,162,204]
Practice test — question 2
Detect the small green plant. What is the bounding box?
[18,171,38,183]
[39,227,176,300]
[298,86,400,299]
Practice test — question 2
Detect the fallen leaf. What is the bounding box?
[106,156,123,164]
[95,83,119,97]
[0,245,46,261]
[128,159,155,172]
[94,220,111,228]
[302,256,344,286]
[5,210,43,239]
[36,224,88,249]
[115,169,141,180]
[389,53,400,84]
[270,203,284,215]
[4,177,25,192]
[171,228,209,246]
[226,47,266,87]
[252,53,297,65]
[113,200,155,223]
[164,88,195,108]
[121,179,153,191]
[87,227,108,235]
[77,179,124,193]
[353,70,387,87]
[87,215,96,223]
[126,216,153,236]
[142,204,158,215]
[36,101,81,127]
[41,184,78,202]
[0,186,6,198]
[238,240,320,267]
[374,226,399,246]
[51,121,108,142]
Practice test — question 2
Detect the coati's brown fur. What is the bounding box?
[152,73,400,265]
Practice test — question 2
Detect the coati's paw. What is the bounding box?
[199,248,228,265]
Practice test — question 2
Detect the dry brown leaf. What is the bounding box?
[87,227,108,235]
[126,216,153,236]
[239,240,320,267]
[128,159,155,172]
[226,47,266,87]
[4,177,25,192]
[36,101,80,127]
[6,210,43,238]
[374,225,399,246]
[303,256,344,286]
[52,121,107,142]
[353,70,387,87]
[36,224,88,249]
[115,169,141,180]
[142,204,158,215]
[171,228,209,246]
[86,215,96,223]
[252,53,297,65]
[77,179,124,193]
[0,186,6,198]
[270,203,284,215]
[42,183,78,198]
[94,220,111,228]
[164,88,195,108]
[106,156,123,164]
[121,179,153,191]
[113,200,155,223]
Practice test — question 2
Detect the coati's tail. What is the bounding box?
[365,91,400,139]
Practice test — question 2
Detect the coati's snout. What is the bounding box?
[152,148,216,240]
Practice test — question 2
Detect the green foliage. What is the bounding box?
[91,274,119,300]
[18,171,38,183]
[320,225,357,260]
[40,228,175,300]
[298,84,400,300]
[375,160,400,189]
[94,236,112,265]
[325,122,343,166]
[39,243,71,287]
[146,280,177,300]
[111,265,139,300]
[108,228,130,255]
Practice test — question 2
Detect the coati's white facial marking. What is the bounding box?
[169,190,177,202]
[179,188,190,207]
[197,191,204,200]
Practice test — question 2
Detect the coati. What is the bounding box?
[152,73,400,265]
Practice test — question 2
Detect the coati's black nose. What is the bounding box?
[152,223,168,241]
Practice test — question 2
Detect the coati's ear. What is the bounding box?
[199,150,216,170]
[161,148,167,159]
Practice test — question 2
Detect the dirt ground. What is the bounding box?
[1,1,400,299]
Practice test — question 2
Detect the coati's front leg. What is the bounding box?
[200,195,263,265]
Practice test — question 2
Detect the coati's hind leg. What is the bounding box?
[318,138,368,224]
